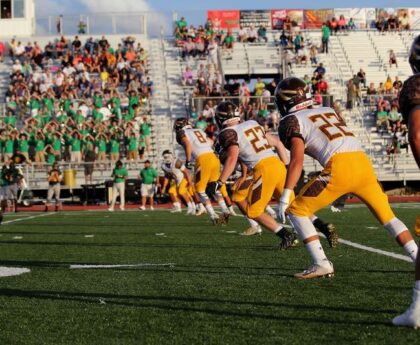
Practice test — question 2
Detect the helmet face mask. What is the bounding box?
[215,101,240,129]
[173,118,192,132]
[162,150,173,164]
[275,77,313,116]
[409,35,420,74]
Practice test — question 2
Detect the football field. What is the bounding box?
[0,204,419,344]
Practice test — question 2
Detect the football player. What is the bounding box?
[174,118,230,225]
[392,35,420,328]
[275,77,418,279]
[210,101,297,249]
[160,150,196,214]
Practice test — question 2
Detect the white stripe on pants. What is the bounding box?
[110,182,125,209]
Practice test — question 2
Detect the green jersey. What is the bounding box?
[4,139,15,154]
[18,139,29,153]
[127,137,138,151]
[109,139,120,153]
[112,167,128,183]
[140,167,158,185]
[96,139,107,153]
[70,138,81,152]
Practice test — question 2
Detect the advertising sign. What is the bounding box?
[207,10,240,30]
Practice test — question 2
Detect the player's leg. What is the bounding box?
[354,181,417,261]
[45,186,54,212]
[287,172,345,278]
[168,181,182,212]
[247,158,296,248]
[177,179,195,214]
[393,254,420,328]
[208,156,230,223]
[108,183,118,211]
[194,159,219,224]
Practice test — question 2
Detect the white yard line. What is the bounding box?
[70,263,175,269]
[2,212,54,225]
[338,238,412,263]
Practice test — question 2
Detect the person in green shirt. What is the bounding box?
[125,132,139,161]
[109,135,120,162]
[56,111,68,125]
[139,160,158,210]
[4,110,17,128]
[69,131,82,163]
[33,132,46,166]
[321,23,330,53]
[49,132,62,161]
[176,17,187,30]
[195,116,207,130]
[108,160,128,211]
[140,116,151,154]
[93,92,103,108]
[4,134,16,162]
[29,93,41,116]
[92,106,104,123]
[18,133,30,162]
[95,133,107,161]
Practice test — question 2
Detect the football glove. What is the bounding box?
[277,188,292,224]
[185,161,194,170]
[207,179,224,199]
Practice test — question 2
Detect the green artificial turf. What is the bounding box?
[0,204,419,345]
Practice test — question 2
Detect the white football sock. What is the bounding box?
[173,202,181,210]
[246,217,259,228]
[305,240,329,266]
[217,199,229,214]
[289,214,329,266]
[205,204,217,218]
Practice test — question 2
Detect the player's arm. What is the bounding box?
[408,107,420,168]
[161,176,169,193]
[180,137,192,163]
[219,145,239,183]
[266,133,289,165]
[284,137,305,190]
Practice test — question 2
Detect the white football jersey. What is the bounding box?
[278,107,363,167]
[178,128,213,159]
[219,120,277,169]
[161,159,185,185]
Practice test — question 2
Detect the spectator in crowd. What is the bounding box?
[389,50,398,68]
[321,23,331,54]
[367,82,377,95]
[388,15,398,31]
[258,26,268,43]
[84,143,96,184]
[182,37,196,59]
[317,76,329,95]
[247,26,258,43]
[279,31,288,47]
[0,40,5,63]
[388,105,402,132]
[222,30,235,50]
[377,82,386,95]
[393,76,403,92]
[310,46,318,66]
[314,63,326,77]
[45,162,62,212]
[348,17,356,30]
[376,104,389,132]
[338,15,347,32]
[293,32,302,53]
[238,25,248,42]
[108,160,128,212]
[346,79,357,109]
[398,12,410,31]
[207,38,218,67]
[330,17,338,35]
[384,76,393,94]
[139,160,158,210]
[296,47,308,65]
[182,67,194,87]
[357,69,366,88]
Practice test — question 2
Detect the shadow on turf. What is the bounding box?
[0,287,394,326]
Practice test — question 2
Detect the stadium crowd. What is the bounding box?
[2,35,154,166]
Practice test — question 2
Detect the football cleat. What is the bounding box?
[316,222,338,248]
[392,289,420,329]
[211,216,221,226]
[138,206,146,211]
[294,261,334,279]
[240,226,262,236]
[108,208,114,212]
[273,228,299,250]
[220,212,230,225]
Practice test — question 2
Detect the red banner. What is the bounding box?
[271,9,304,30]
[207,10,240,30]
[304,9,334,28]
